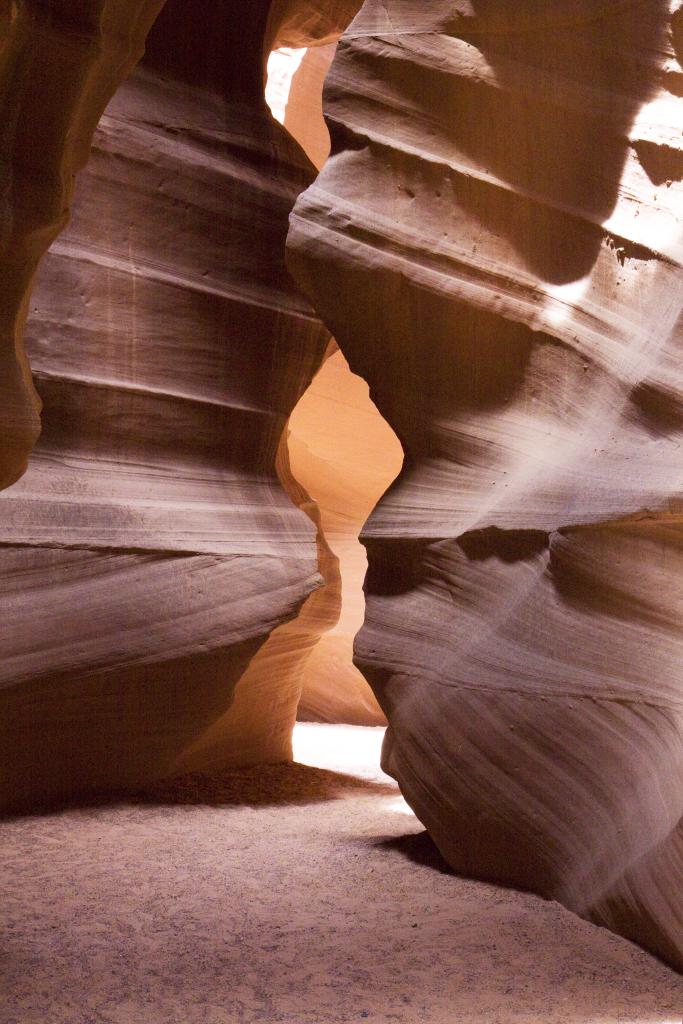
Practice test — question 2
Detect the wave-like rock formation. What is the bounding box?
[288,0,683,969]
[0,0,338,810]
[0,0,165,490]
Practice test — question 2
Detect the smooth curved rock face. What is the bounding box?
[288,0,683,969]
[0,0,166,490]
[0,0,334,810]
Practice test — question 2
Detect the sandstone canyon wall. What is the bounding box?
[2,0,683,978]
[0,0,345,810]
[288,0,683,970]
[288,345,403,725]
[267,39,403,724]
[0,0,165,491]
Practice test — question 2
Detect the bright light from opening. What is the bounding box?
[293,725,417,816]
[388,796,417,816]
[293,722,398,787]
[265,46,307,124]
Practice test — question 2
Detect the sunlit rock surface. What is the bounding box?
[269,42,338,169]
[288,0,683,969]
[0,0,334,810]
[268,39,403,725]
[289,347,403,725]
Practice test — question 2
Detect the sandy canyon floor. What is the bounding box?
[1,723,682,1024]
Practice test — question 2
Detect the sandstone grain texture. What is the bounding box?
[2,724,682,1023]
[0,0,337,810]
[288,0,683,969]
[0,0,165,489]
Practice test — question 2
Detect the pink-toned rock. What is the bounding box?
[0,0,165,490]
[0,0,336,810]
[288,0,683,970]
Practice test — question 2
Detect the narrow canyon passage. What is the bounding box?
[1,2,683,1018]
[267,40,404,727]
[2,724,682,1024]
[288,346,403,724]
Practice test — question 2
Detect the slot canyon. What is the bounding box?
[1,1,683,1021]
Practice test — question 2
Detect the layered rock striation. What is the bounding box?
[288,0,683,968]
[0,0,166,490]
[0,0,337,809]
